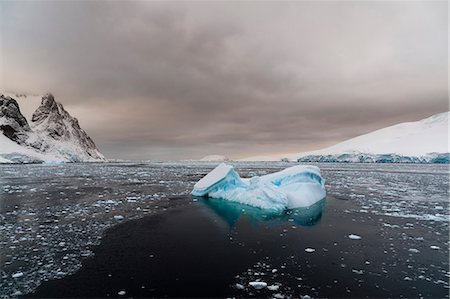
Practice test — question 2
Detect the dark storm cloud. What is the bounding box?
[1,1,447,160]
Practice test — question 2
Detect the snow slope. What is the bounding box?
[0,134,66,163]
[242,112,449,162]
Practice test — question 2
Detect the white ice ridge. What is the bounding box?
[191,163,326,211]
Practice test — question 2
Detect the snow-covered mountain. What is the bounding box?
[0,93,106,163]
[243,112,449,163]
[199,155,230,162]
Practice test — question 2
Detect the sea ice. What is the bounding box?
[348,234,362,240]
[11,272,24,278]
[267,285,280,291]
[191,163,326,211]
[249,281,268,289]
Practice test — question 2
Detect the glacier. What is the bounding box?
[241,111,449,163]
[191,163,326,211]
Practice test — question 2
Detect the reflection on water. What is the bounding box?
[287,198,326,226]
[197,196,326,228]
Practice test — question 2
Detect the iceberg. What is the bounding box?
[191,163,326,212]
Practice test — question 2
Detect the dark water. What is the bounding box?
[1,162,449,298]
[26,198,448,298]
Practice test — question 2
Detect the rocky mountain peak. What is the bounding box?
[42,92,56,105]
[0,93,106,163]
[31,93,60,123]
[0,94,31,143]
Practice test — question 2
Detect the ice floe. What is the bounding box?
[348,234,362,240]
[11,272,24,278]
[249,281,268,289]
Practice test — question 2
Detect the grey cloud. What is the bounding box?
[1,1,447,160]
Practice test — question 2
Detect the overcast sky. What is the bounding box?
[0,1,447,160]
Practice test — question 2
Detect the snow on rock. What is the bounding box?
[0,93,106,163]
[2,92,42,120]
[191,163,326,211]
[0,95,31,143]
[199,155,230,161]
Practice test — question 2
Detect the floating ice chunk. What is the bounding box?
[408,248,420,253]
[348,234,362,240]
[11,272,24,278]
[305,248,315,253]
[235,283,245,290]
[430,245,440,250]
[118,290,126,296]
[114,215,124,220]
[191,163,326,211]
[267,285,280,291]
[249,281,267,289]
[193,163,234,191]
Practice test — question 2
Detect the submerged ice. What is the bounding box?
[191,163,326,211]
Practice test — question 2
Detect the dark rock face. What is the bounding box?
[31,93,58,123]
[0,93,105,162]
[0,95,31,143]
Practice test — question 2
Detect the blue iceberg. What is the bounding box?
[191,163,326,212]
